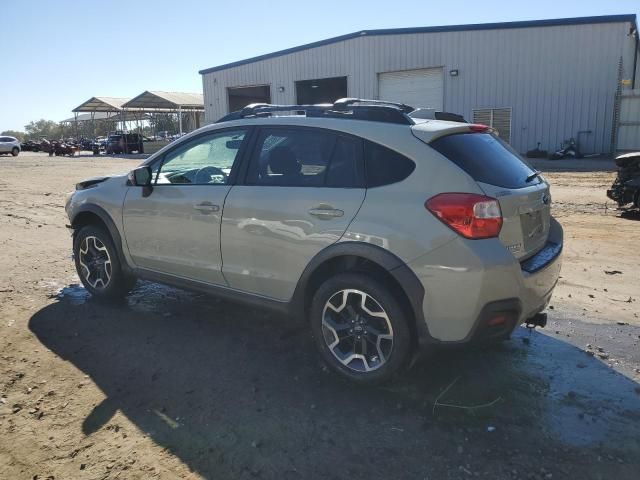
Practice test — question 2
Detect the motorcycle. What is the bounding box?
[607,152,640,209]
[550,138,582,160]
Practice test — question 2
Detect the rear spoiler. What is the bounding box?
[408,108,467,123]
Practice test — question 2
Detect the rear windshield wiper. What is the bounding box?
[525,170,542,183]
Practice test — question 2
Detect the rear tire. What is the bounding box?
[73,225,136,300]
[11,147,19,157]
[310,273,412,385]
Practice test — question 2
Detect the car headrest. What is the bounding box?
[269,146,300,175]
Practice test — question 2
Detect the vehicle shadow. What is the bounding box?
[29,283,640,479]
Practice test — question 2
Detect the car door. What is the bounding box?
[0,137,10,153]
[221,126,366,300]
[122,127,249,285]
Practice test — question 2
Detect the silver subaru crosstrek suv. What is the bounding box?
[0,136,21,156]
[65,99,562,384]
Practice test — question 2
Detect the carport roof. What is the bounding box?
[72,97,130,112]
[122,91,204,110]
[61,111,149,123]
[61,112,112,123]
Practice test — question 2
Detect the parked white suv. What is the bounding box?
[65,99,562,384]
[0,136,21,156]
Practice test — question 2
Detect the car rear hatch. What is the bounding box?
[429,130,551,260]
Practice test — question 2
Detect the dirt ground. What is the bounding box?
[1,152,639,480]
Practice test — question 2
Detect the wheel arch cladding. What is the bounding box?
[291,242,431,346]
[71,205,130,272]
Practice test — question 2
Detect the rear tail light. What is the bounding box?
[468,124,490,133]
[425,193,502,239]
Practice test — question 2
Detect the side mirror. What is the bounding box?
[128,166,152,186]
[128,166,153,197]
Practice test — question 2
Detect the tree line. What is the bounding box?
[2,119,64,143]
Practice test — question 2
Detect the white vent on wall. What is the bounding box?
[472,108,512,143]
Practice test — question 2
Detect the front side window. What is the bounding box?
[246,128,363,187]
[154,129,247,185]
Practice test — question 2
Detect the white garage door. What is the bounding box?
[378,68,444,110]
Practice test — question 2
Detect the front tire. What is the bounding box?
[11,147,19,156]
[73,225,136,299]
[310,273,412,384]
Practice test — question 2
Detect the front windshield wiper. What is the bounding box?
[525,170,542,183]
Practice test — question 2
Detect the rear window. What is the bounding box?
[430,133,539,189]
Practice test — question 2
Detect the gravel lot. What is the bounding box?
[1,152,639,479]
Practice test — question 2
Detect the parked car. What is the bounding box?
[91,137,107,155]
[0,136,21,156]
[607,152,640,209]
[105,133,144,154]
[20,140,41,152]
[65,98,563,384]
[80,138,95,151]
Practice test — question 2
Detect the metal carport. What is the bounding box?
[122,91,205,135]
[71,97,132,138]
[60,111,150,139]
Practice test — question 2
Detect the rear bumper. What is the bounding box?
[406,217,563,344]
[517,228,562,321]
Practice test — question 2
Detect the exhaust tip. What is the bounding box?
[526,312,547,328]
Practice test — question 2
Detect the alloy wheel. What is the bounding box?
[78,236,112,289]
[321,289,394,372]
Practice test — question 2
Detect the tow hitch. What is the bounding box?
[526,312,547,328]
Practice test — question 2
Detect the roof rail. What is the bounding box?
[333,97,415,114]
[216,98,415,125]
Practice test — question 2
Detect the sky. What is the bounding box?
[1,0,639,132]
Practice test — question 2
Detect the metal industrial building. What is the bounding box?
[199,15,639,154]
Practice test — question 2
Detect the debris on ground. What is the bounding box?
[2,155,640,479]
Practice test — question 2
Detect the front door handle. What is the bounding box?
[194,202,220,213]
[308,205,344,219]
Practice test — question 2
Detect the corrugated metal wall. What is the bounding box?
[617,89,640,150]
[202,22,636,153]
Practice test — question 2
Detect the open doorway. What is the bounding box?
[227,85,271,112]
[295,76,347,105]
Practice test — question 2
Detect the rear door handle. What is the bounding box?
[308,206,344,219]
[194,202,220,213]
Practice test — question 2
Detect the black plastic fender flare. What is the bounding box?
[70,204,132,274]
[289,241,433,345]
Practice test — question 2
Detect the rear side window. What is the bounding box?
[326,135,363,188]
[430,133,539,189]
[247,127,363,188]
[364,141,415,187]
